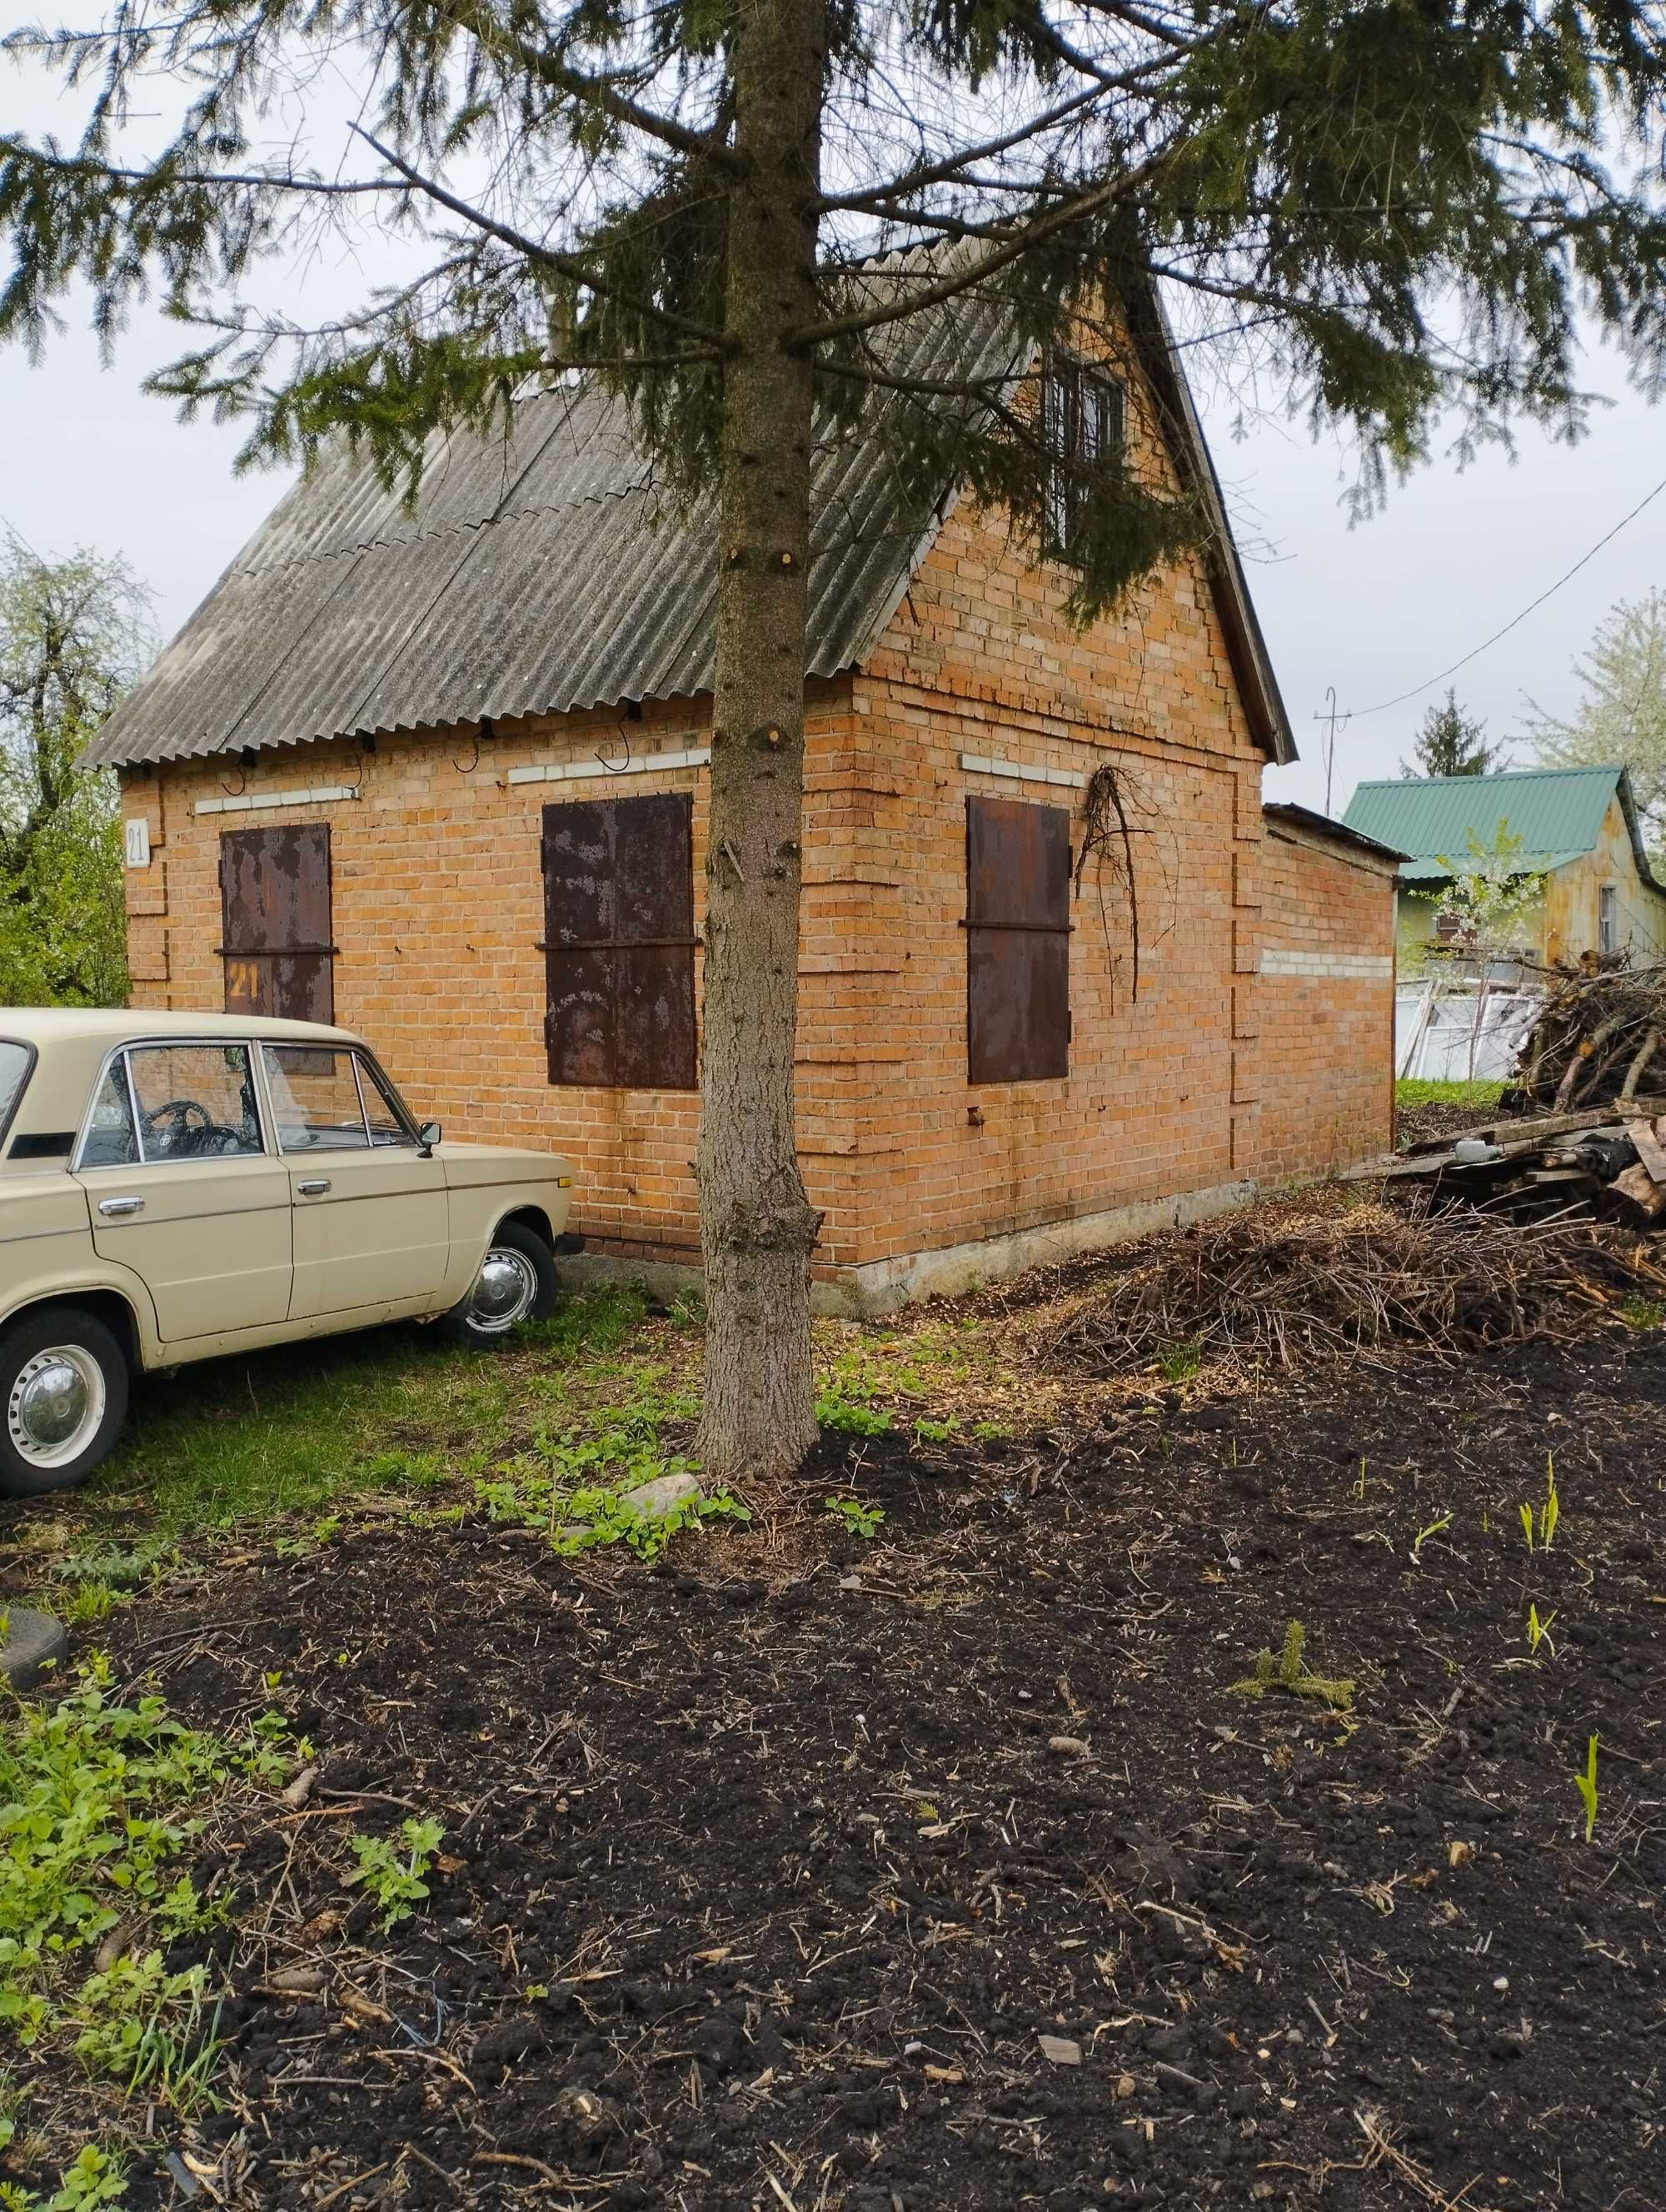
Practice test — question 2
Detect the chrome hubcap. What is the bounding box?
[8,1347,106,1469]
[468,1248,538,1333]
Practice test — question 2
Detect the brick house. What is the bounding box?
[89,287,1401,1313]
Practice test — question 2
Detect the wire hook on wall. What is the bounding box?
[453,716,493,775]
[595,720,633,775]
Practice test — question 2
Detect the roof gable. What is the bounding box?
[88,272,1292,771]
[1342,765,1658,885]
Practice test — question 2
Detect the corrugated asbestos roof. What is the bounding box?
[88,262,1294,770]
[1341,765,1659,886]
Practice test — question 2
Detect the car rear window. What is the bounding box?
[0,1040,32,1147]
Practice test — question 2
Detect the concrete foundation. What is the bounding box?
[560,1175,1263,1320]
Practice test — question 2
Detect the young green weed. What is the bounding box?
[1520,1453,1559,1552]
[1411,1513,1451,1561]
[52,1581,128,1627]
[816,1392,893,1436]
[1573,1734,1599,1843]
[72,1955,222,2117]
[0,2144,129,2211]
[1230,1621,1354,1711]
[345,1817,446,1930]
[1155,1340,1203,1384]
[824,1496,885,1540]
[0,1656,299,2179]
[475,1420,749,1563]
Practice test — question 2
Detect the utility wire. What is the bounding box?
[1319,471,1666,725]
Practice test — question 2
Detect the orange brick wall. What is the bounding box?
[1252,818,1398,1181]
[120,350,1395,1297]
[121,686,884,1278]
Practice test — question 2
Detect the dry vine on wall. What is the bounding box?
[1075,759,1177,1011]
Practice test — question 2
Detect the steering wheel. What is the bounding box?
[141,1098,217,1157]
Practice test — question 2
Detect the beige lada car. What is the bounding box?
[0,1009,580,1496]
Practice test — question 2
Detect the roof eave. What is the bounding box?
[1119,267,1296,767]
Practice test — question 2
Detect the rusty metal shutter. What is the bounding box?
[966,795,1071,1083]
[219,826,335,1024]
[542,794,697,1089]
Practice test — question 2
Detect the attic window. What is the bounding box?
[1042,350,1125,565]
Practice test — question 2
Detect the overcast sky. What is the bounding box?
[2,290,1662,819]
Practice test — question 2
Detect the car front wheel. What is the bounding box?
[439,1221,557,1348]
[0,1307,130,1497]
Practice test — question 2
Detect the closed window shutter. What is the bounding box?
[219,826,334,1024]
[543,794,698,1090]
[965,795,1071,1083]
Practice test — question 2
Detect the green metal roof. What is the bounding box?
[1340,765,1639,884]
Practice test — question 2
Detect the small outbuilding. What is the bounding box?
[1344,765,1666,971]
[89,292,1401,1312]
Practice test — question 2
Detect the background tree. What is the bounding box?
[1406,825,1547,1079]
[6,2,1666,1479]
[1401,689,1500,780]
[0,535,152,1007]
[1526,589,1666,865]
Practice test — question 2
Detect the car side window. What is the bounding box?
[80,1062,141,1168]
[0,1041,32,1147]
[261,1044,415,1153]
[126,1045,265,1163]
[356,1054,416,1148]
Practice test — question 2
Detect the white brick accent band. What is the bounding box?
[195,784,360,817]
[959,751,1085,791]
[1259,949,1394,980]
[507,746,711,787]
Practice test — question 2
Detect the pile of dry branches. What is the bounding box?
[1048,1192,1666,1375]
[1514,954,1666,1109]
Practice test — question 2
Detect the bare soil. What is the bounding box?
[10,1319,1664,2212]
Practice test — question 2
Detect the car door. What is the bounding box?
[75,1040,292,1341]
[259,1043,450,1319]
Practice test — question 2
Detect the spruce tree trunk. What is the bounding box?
[696,0,826,1483]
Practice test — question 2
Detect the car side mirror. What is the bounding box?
[417,1120,442,1153]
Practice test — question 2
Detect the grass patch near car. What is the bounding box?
[2,1282,1046,1572]
[48,1287,689,1542]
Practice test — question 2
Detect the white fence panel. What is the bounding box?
[1395,982,1540,1082]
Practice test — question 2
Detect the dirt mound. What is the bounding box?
[1046,1188,1666,1374]
[10,1326,1664,2212]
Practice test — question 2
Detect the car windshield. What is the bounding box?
[0,1040,32,1144]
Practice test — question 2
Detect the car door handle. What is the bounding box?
[297,1178,332,1196]
[97,1196,145,1218]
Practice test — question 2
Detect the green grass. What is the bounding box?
[47,1283,1019,1551]
[80,1288,660,1538]
[1394,1077,1506,1113]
